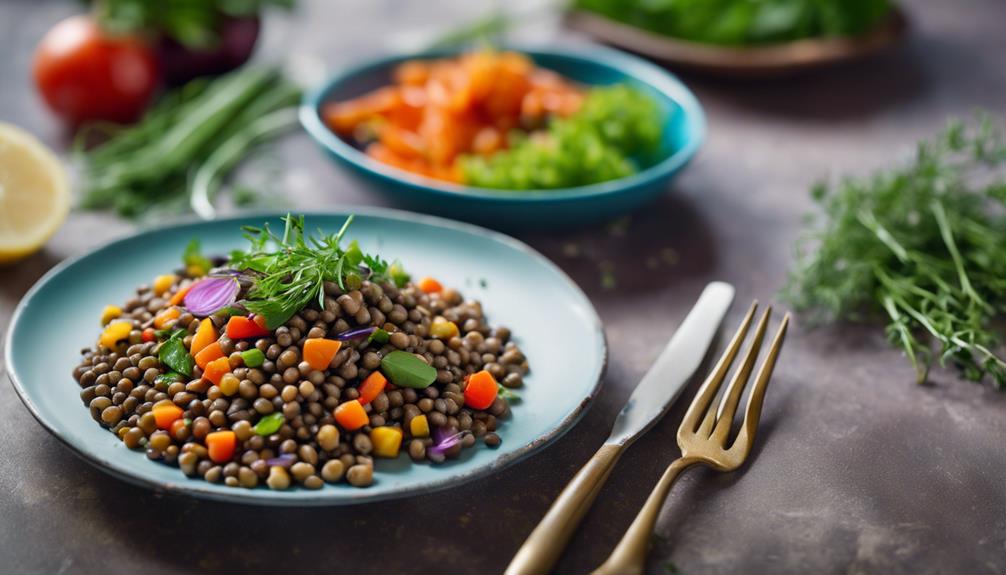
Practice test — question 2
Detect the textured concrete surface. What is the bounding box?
[2,0,1006,573]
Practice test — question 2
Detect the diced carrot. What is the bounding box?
[472,127,503,156]
[206,430,236,463]
[153,306,181,330]
[417,277,443,293]
[203,356,231,386]
[303,338,342,371]
[334,399,368,431]
[358,371,387,405]
[168,282,193,306]
[226,315,270,340]
[195,341,224,370]
[464,369,498,410]
[190,318,218,357]
[152,403,184,430]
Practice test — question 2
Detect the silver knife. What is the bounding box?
[505,281,735,575]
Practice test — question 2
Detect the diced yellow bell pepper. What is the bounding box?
[153,274,178,296]
[100,304,122,326]
[409,414,430,438]
[100,321,133,350]
[430,319,459,340]
[370,426,403,458]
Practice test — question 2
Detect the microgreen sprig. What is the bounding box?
[227,214,409,329]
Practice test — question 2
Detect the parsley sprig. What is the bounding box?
[228,215,409,329]
[785,115,1006,389]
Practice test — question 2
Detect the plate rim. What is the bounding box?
[4,206,608,506]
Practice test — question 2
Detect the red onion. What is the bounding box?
[183,276,239,316]
[335,326,377,340]
[264,453,297,468]
[429,427,463,455]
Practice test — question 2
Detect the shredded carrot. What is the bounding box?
[322,50,583,184]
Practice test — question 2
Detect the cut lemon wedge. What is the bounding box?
[0,123,70,263]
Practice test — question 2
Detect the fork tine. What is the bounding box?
[728,313,790,456]
[709,307,772,446]
[679,301,758,438]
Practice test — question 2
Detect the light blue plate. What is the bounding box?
[5,208,606,506]
[301,44,706,228]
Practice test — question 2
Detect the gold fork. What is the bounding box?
[593,302,789,575]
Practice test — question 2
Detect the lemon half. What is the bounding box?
[0,123,70,263]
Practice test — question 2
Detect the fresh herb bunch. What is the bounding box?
[461,85,663,189]
[77,67,300,218]
[574,0,891,45]
[785,116,1006,388]
[93,0,294,48]
[228,215,410,329]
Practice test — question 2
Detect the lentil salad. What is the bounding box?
[73,215,528,490]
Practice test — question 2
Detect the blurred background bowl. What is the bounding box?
[301,44,705,229]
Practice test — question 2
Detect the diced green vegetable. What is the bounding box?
[380,351,437,389]
[253,412,285,436]
[497,384,520,402]
[241,348,265,368]
[460,85,663,190]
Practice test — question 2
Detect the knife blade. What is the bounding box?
[606,281,735,446]
[504,281,736,575]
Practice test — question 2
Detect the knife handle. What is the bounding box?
[505,442,625,575]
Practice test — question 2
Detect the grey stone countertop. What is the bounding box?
[1,0,1004,573]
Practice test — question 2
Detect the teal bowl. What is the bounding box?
[300,45,706,228]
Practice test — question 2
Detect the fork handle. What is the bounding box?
[592,457,698,575]
[505,442,626,575]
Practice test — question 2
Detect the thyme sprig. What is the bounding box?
[228,214,409,328]
[785,115,1006,388]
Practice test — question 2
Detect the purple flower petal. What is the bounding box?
[335,326,377,341]
[429,427,463,455]
[183,276,240,316]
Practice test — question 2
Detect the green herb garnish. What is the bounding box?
[183,239,213,276]
[460,84,663,189]
[785,115,1006,388]
[253,412,285,436]
[158,331,194,377]
[380,351,437,389]
[497,384,520,402]
[228,214,408,329]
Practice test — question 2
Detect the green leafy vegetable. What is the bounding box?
[380,351,437,389]
[574,0,892,46]
[253,412,285,436]
[784,115,1006,389]
[154,372,183,386]
[227,214,409,329]
[158,331,194,377]
[460,85,663,189]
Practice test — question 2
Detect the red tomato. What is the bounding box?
[33,15,159,125]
